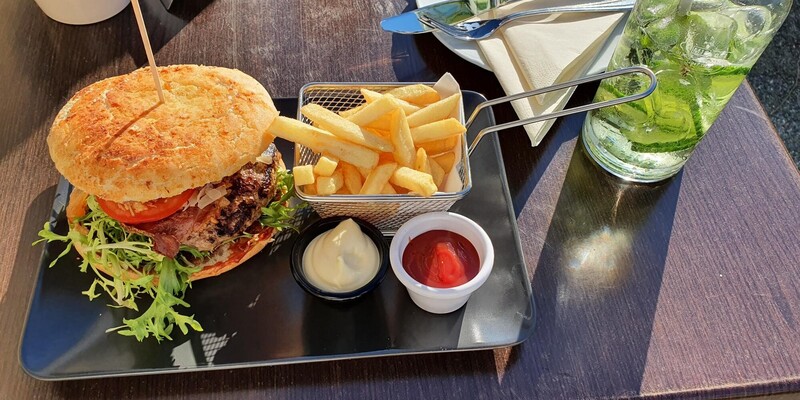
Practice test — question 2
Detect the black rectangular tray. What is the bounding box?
[20,92,534,380]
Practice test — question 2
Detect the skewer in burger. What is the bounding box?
[37,65,300,341]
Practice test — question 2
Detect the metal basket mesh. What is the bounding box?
[295,83,471,233]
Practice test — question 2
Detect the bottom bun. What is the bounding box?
[66,188,276,282]
[187,226,274,281]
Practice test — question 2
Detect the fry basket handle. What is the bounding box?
[465,65,657,156]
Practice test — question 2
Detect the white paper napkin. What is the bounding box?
[432,73,466,193]
[475,1,625,145]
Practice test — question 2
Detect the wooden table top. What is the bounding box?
[1,0,799,398]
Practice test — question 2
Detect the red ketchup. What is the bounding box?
[402,230,480,288]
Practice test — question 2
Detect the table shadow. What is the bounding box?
[0,0,214,163]
[3,186,57,376]
[49,347,504,398]
[518,138,684,398]
[496,82,600,218]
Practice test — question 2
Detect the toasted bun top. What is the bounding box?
[48,65,278,203]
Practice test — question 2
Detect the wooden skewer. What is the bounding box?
[130,0,165,103]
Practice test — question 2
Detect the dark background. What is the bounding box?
[749,3,799,169]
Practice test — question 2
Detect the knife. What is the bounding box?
[381,0,518,34]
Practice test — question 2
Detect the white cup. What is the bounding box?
[390,212,494,314]
[35,0,131,25]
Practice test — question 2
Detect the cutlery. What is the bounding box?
[419,0,635,41]
[381,0,520,35]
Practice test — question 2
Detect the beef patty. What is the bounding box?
[125,145,281,257]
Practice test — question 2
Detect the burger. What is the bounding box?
[37,65,299,341]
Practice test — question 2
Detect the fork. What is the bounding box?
[419,0,635,41]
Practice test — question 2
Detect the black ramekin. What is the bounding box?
[290,216,389,301]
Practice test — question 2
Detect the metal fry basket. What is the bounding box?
[296,83,472,233]
[295,66,656,233]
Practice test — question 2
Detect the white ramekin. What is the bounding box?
[35,0,130,25]
[389,212,494,314]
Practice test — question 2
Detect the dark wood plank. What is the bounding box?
[638,83,800,397]
[1,0,799,398]
[496,81,800,399]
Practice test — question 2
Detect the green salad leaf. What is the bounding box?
[36,170,302,342]
[36,196,204,342]
[260,169,306,231]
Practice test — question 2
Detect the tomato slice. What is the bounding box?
[97,189,196,224]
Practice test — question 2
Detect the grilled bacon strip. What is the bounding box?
[123,146,281,258]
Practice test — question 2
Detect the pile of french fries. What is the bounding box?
[267,84,464,197]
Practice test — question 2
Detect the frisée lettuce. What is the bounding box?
[35,176,301,342]
[36,196,204,341]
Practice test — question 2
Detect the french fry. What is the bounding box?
[407,93,461,128]
[293,165,315,186]
[274,86,463,198]
[339,103,366,118]
[356,166,371,179]
[366,114,392,131]
[317,171,344,195]
[390,167,437,197]
[365,127,390,137]
[417,136,458,155]
[392,184,409,195]
[378,152,396,164]
[268,116,378,169]
[389,110,415,168]
[313,155,339,177]
[386,84,440,105]
[302,103,394,152]
[429,157,445,189]
[340,163,363,195]
[414,147,432,175]
[360,162,397,195]
[346,95,398,126]
[410,118,466,144]
[361,89,420,115]
[381,183,397,194]
[432,151,456,172]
